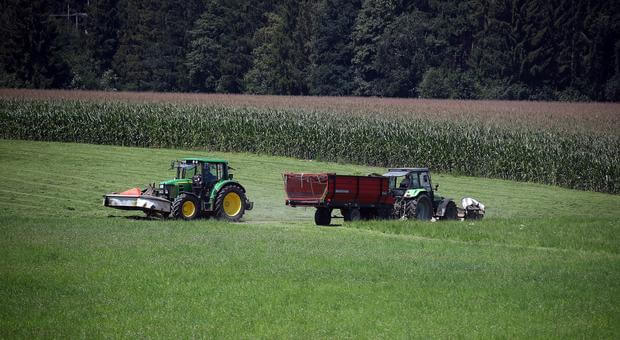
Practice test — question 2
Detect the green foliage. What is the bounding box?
[351,0,401,96]
[1,99,618,194]
[419,68,450,99]
[0,0,618,100]
[186,0,274,93]
[419,68,477,99]
[113,0,203,91]
[604,74,620,101]
[307,0,361,96]
[0,0,71,88]
[99,69,119,91]
[373,10,432,97]
[244,2,314,95]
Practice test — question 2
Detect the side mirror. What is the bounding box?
[435,184,439,191]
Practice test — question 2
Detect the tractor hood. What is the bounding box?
[159,178,191,186]
[404,188,426,198]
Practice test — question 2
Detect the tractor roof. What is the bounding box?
[384,168,430,177]
[181,157,228,164]
[388,167,429,172]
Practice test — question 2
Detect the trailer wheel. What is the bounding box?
[171,194,201,220]
[441,201,458,220]
[343,208,361,222]
[377,207,392,220]
[315,208,332,226]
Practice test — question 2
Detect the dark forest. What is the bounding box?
[1,0,618,101]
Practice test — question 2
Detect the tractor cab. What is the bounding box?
[384,168,435,200]
[171,158,231,194]
[173,158,230,181]
[382,167,455,220]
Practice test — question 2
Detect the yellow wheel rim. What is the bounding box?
[182,201,196,218]
[223,192,242,217]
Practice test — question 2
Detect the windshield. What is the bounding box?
[399,174,420,189]
[387,173,423,190]
[176,163,199,179]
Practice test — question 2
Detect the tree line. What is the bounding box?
[1,0,618,101]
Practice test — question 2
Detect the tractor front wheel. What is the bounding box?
[171,194,201,220]
[215,185,247,222]
[441,201,458,220]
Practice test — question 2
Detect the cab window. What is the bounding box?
[180,164,198,179]
[420,172,431,190]
[217,163,225,180]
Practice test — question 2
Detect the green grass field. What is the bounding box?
[1,139,619,338]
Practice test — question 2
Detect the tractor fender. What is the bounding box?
[435,198,455,217]
[209,180,246,202]
[178,191,200,200]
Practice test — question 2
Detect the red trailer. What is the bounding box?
[283,173,394,225]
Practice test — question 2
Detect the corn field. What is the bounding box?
[1,98,618,193]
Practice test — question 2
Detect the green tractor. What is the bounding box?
[383,168,460,220]
[104,158,253,221]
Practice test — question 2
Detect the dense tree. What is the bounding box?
[0,0,618,100]
[186,0,274,93]
[244,1,315,95]
[307,0,361,96]
[113,0,202,91]
[351,0,403,96]
[0,0,71,88]
[372,10,432,97]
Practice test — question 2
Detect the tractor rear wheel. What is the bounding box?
[415,195,433,220]
[171,194,201,220]
[314,207,332,226]
[215,185,247,222]
[404,195,432,220]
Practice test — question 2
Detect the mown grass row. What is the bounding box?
[1,99,618,193]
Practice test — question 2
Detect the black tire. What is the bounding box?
[392,199,406,219]
[360,208,374,220]
[404,200,417,219]
[343,208,361,222]
[215,185,247,222]
[441,201,458,220]
[377,206,392,220]
[314,207,332,226]
[171,193,201,220]
[415,195,433,220]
